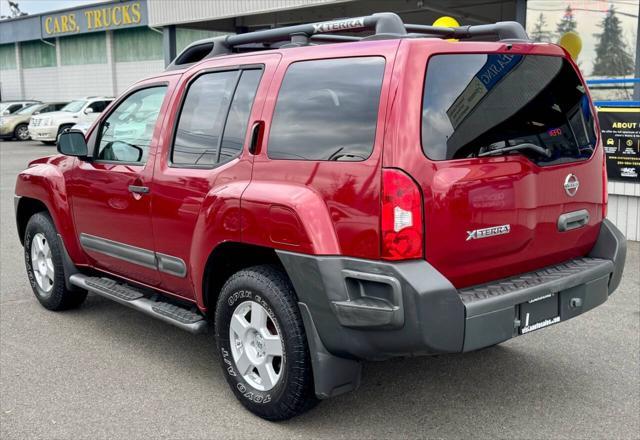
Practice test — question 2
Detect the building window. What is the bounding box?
[176,29,228,53]
[59,33,107,65]
[113,28,162,62]
[20,40,56,69]
[0,44,16,70]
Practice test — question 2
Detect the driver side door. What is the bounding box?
[69,83,172,287]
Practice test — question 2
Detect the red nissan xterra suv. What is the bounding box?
[15,13,626,421]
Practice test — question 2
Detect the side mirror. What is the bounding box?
[57,130,89,158]
[1,110,9,115]
[84,107,94,114]
[100,141,142,162]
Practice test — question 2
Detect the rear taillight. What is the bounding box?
[381,168,423,260]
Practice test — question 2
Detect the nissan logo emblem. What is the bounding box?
[564,174,579,197]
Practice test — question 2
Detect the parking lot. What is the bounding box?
[1,139,638,439]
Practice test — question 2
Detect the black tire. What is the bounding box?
[24,212,87,311]
[41,141,56,145]
[13,123,30,141]
[58,124,74,136]
[215,265,318,421]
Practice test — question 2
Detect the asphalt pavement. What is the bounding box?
[1,140,639,439]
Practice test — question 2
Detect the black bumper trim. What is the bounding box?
[459,257,613,317]
[277,219,626,397]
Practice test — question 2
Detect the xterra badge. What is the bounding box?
[466,224,511,241]
[312,17,365,33]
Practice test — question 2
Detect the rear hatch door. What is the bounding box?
[404,49,604,287]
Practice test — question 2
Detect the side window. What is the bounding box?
[40,105,54,113]
[172,68,262,167]
[96,86,167,164]
[54,103,67,111]
[89,100,110,113]
[219,70,262,163]
[267,57,385,161]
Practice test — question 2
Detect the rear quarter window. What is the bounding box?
[267,57,385,161]
[421,54,597,166]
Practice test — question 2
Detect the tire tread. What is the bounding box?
[215,264,318,421]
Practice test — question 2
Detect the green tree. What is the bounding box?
[591,6,635,76]
[530,13,552,42]
[556,5,577,36]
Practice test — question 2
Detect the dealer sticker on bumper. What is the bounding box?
[519,292,561,334]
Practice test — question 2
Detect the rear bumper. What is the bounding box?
[277,219,626,397]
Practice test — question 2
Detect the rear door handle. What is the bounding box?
[558,209,589,232]
[248,121,264,155]
[128,185,150,194]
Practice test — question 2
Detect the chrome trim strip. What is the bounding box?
[79,233,187,278]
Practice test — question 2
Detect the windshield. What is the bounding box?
[16,104,40,115]
[61,100,87,113]
[421,54,597,166]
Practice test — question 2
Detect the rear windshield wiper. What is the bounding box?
[478,142,551,158]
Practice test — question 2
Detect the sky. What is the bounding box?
[0,0,108,16]
[526,0,638,75]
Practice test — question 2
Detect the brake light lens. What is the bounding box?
[381,168,423,260]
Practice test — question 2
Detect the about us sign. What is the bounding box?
[41,0,148,37]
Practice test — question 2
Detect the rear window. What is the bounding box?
[422,54,597,166]
[268,57,385,161]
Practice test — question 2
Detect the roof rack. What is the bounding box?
[167,12,529,71]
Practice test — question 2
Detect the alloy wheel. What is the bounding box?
[31,233,54,295]
[229,300,284,391]
[16,125,30,141]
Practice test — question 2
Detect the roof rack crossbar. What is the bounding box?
[309,34,362,42]
[405,21,528,41]
[213,12,405,55]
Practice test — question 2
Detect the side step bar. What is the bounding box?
[69,274,207,334]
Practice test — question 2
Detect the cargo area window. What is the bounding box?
[421,54,597,166]
[172,68,262,167]
[267,57,385,161]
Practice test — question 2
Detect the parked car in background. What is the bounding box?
[0,102,69,141]
[0,100,41,115]
[69,120,92,136]
[28,97,113,145]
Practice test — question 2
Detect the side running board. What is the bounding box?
[69,274,207,334]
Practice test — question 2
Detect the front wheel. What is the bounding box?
[215,265,318,421]
[14,123,30,141]
[24,212,87,310]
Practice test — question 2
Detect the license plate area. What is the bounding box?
[519,293,560,334]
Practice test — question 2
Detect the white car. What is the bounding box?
[28,97,113,145]
[1,100,41,115]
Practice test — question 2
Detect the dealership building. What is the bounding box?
[0,0,639,239]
